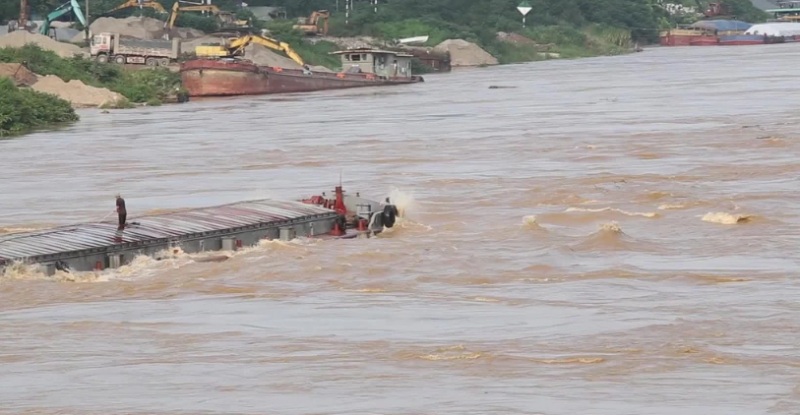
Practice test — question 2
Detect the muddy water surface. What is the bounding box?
[1,44,800,414]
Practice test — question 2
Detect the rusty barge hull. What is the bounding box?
[179,58,424,97]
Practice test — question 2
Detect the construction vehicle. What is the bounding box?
[694,0,733,19]
[90,32,181,66]
[39,0,87,37]
[292,10,330,36]
[704,2,732,18]
[104,0,168,15]
[194,34,305,67]
[165,1,250,32]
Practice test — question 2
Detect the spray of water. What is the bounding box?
[387,187,418,219]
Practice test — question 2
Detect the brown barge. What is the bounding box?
[180,47,425,97]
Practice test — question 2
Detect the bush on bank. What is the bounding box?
[0,44,185,104]
[258,0,767,64]
[0,77,79,137]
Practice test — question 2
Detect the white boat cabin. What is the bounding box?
[330,48,414,78]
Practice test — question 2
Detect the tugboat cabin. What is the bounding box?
[330,48,415,79]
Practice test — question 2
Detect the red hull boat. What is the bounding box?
[180,58,424,97]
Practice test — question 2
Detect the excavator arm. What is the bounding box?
[166,2,249,30]
[195,34,305,67]
[106,0,167,15]
[237,35,305,66]
[39,0,87,36]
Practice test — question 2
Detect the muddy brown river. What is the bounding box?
[1,43,800,414]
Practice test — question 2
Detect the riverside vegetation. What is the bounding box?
[257,0,767,64]
[0,45,188,134]
[0,76,78,136]
[0,0,769,134]
[1,0,768,66]
[0,45,187,106]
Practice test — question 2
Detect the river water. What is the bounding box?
[1,43,799,414]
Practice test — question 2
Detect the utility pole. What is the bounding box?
[19,0,28,28]
[85,0,90,40]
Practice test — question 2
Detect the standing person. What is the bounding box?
[115,194,127,230]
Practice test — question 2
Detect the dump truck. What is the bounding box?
[90,32,182,66]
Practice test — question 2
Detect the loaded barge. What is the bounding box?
[0,185,400,276]
[181,46,424,97]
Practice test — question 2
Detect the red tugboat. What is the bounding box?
[300,184,400,239]
[179,34,424,97]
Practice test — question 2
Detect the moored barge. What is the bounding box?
[180,47,425,97]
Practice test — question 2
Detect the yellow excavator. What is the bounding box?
[165,1,250,31]
[105,0,168,15]
[195,34,305,67]
[292,10,330,36]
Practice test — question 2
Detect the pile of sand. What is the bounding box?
[173,27,206,39]
[86,16,167,40]
[243,44,303,69]
[433,39,498,67]
[181,35,225,50]
[0,31,87,58]
[0,63,38,86]
[70,17,205,42]
[31,75,125,108]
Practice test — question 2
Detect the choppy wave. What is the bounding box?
[0,237,319,283]
[521,215,548,232]
[701,212,754,225]
[537,206,660,226]
[569,221,658,252]
[565,206,659,218]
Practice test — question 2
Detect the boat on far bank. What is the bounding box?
[660,19,800,47]
[180,45,425,98]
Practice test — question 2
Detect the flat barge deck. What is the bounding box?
[0,186,399,275]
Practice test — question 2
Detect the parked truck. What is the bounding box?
[90,32,181,67]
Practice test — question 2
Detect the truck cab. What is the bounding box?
[90,32,114,63]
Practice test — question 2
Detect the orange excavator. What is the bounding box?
[104,0,168,15]
[292,10,329,36]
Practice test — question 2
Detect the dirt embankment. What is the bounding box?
[433,39,498,67]
[0,32,124,108]
[0,63,38,86]
[0,31,87,58]
[496,32,561,58]
[31,75,125,109]
[72,16,205,43]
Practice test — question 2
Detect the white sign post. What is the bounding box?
[517,1,532,28]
